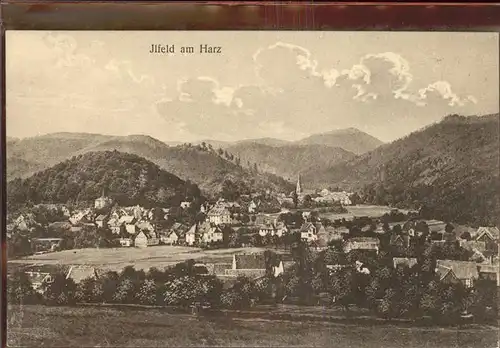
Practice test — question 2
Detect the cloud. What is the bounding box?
[156,77,257,140]
[157,41,481,141]
[105,59,155,86]
[43,33,94,68]
[418,81,477,107]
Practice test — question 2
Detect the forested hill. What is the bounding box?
[295,127,384,155]
[7,151,202,211]
[226,143,356,181]
[304,114,500,226]
[6,133,293,196]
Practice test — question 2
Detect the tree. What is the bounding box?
[8,233,32,258]
[75,277,102,303]
[327,267,354,310]
[42,272,77,305]
[113,278,136,303]
[221,180,240,201]
[445,223,455,234]
[7,270,37,304]
[241,214,250,224]
[136,279,157,305]
[250,234,262,247]
[460,231,472,241]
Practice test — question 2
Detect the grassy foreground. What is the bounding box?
[7,305,499,347]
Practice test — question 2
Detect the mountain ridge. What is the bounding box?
[6,133,293,197]
[303,113,499,226]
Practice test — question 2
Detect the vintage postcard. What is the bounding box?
[5,30,500,347]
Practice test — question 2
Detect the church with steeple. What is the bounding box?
[94,188,113,209]
[295,175,302,196]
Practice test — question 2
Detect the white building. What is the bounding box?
[207,206,232,225]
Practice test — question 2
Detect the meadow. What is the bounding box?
[319,204,412,221]
[7,305,498,347]
[8,246,267,272]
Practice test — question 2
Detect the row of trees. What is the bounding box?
[8,246,498,323]
[281,242,497,323]
[8,260,278,310]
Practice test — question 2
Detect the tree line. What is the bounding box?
[8,244,498,324]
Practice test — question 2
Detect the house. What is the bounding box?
[48,221,72,234]
[477,264,499,285]
[94,194,113,209]
[119,216,137,234]
[225,252,284,278]
[390,234,410,249]
[393,257,418,269]
[314,191,352,205]
[159,222,187,245]
[275,222,289,237]
[299,222,318,242]
[427,220,447,234]
[95,214,108,228]
[207,206,232,225]
[32,238,63,253]
[201,224,223,244]
[475,227,500,253]
[120,206,142,219]
[69,209,93,226]
[436,260,479,288]
[302,211,312,221]
[259,223,276,237]
[14,213,38,231]
[134,231,159,248]
[180,201,192,209]
[65,266,100,284]
[22,265,71,293]
[161,231,180,245]
[248,200,258,214]
[136,221,155,234]
[217,199,241,210]
[119,238,133,247]
[343,237,380,254]
[108,217,123,234]
[185,224,198,246]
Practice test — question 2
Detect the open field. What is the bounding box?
[8,246,269,272]
[7,305,499,347]
[319,204,412,221]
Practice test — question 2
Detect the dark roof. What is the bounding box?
[299,222,315,233]
[234,253,266,270]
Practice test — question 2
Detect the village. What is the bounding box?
[7,173,500,307]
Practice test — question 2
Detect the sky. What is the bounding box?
[6,31,499,143]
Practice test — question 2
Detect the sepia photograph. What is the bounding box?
[4,30,500,347]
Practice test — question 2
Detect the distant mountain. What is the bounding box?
[295,128,384,155]
[304,114,500,226]
[227,143,356,181]
[235,138,292,147]
[200,128,382,154]
[7,133,293,197]
[7,151,197,209]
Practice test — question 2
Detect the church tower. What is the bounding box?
[296,175,302,196]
